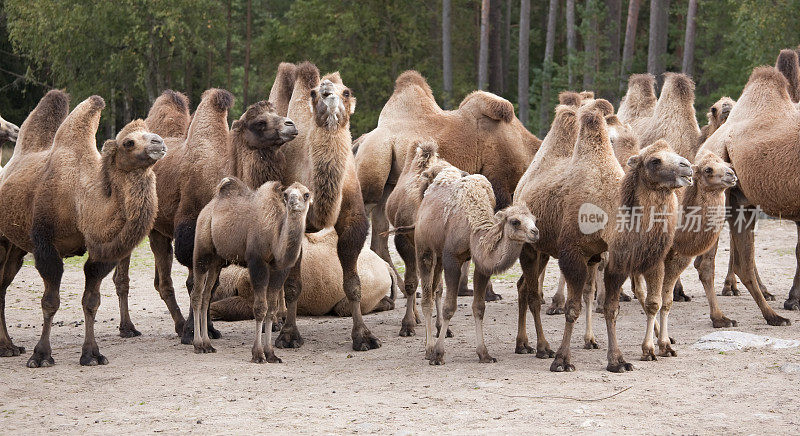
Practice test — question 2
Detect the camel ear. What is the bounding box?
[711,106,717,117]
[494,209,509,221]
[231,119,243,130]
[626,154,642,169]
[310,89,318,101]
[349,96,356,115]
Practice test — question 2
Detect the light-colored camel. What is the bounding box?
[209,228,396,319]
[617,73,656,124]
[192,179,311,362]
[0,114,19,144]
[410,167,538,364]
[699,65,798,325]
[268,61,380,351]
[354,70,541,301]
[0,93,166,367]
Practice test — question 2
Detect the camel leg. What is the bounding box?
[546,274,566,315]
[191,245,220,354]
[429,253,461,365]
[418,247,437,360]
[629,273,662,337]
[0,244,26,357]
[722,230,740,296]
[516,245,552,356]
[395,233,419,337]
[368,192,403,290]
[28,235,63,368]
[640,263,665,362]
[434,273,453,339]
[583,263,599,349]
[79,259,116,366]
[672,277,690,302]
[149,231,185,335]
[112,256,140,338]
[784,222,800,311]
[550,249,589,372]
[458,262,500,301]
[603,266,634,373]
[264,268,289,363]
[729,205,790,326]
[695,238,737,327]
[337,217,381,351]
[659,252,690,357]
[472,270,496,363]
[248,257,279,364]
[275,260,304,349]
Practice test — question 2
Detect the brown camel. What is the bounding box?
[354,70,541,301]
[0,113,19,144]
[111,89,298,342]
[617,73,657,124]
[0,93,166,367]
[192,179,310,362]
[268,61,380,351]
[410,168,538,365]
[209,229,396,319]
[698,65,798,325]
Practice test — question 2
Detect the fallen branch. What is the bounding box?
[487,385,632,402]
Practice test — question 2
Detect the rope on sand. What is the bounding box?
[487,385,632,402]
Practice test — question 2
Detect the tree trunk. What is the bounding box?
[184,47,193,105]
[442,0,453,109]
[503,0,511,94]
[478,0,490,90]
[207,45,213,90]
[681,0,697,75]
[539,0,558,136]
[243,0,252,108]
[226,0,233,90]
[518,0,530,127]
[566,0,576,88]
[620,0,641,92]
[582,0,598,90]
[606,0,621,103]
[648,0,670,89]
[488,0,503,93]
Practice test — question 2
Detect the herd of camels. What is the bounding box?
[0,46,798,372]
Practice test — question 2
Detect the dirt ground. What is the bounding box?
[1,219,800,434]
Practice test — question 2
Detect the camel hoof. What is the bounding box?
[721,285,740,296]
[762,291,776,301]
[640,349,657,361]
[399,323,416,337]
[193,343,216,354]
[266,353,282,363]
[174,319,186,336]
[550,356,575,372]
[672,288,691,302]
[546,305,564,316]
[0,343,25,357]
[619,291,632,302]
[658,343,677,357]
[536,347,555,359]
[26,353,55,368]
[352,328,381,351]
[275,326,304,349]
[606,360,634,373]
[180,324,194,345]
[272,320,284,332]
[584,338,600,349]
[766,314,791,326]
[484,288,502,302]
[784,298,800,311]
[435,326,454,338]
[478,354,497,363]
[457,287,473,297]
[80,352,109,366]
[118,323,142,338]
[515,342,534,354]
[208,322,222,339]
[253,352,280,364]
[428,349,445,365]
[712,316,738,328]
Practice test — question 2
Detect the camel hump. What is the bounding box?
[460,91,514,122]
[295,61,321,91]
[160,90,190,113]
[583,98,614,117]
[747,65,790,93]
[628,73,656,91]
[268,62,297,116]
[200,88,234,113]
[776,49,800,102]
[579,91,595,100]
[15,89,70,155]
[558,91,582,107]
[52,95,105,151]
[662,72,695,99]
[394,70,430,91]
[216,176,250,198]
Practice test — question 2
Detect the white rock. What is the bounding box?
[781,363,800,373]
[692,331,800,352]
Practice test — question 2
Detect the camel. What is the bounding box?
[0,90,68,358]
[209,228,396,319]
[776,49,800,103]
[617,73,656,124]
[0,93,166,367]
[267,61,380,351]
[111,89,298,342]
[354,70,541,301]
[698,65,799,326]
[0,114,19,144]
[192,179,311,362]
[408,167,538,364]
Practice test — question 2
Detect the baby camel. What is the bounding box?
[191,179,311,363]
[412,168,539,365]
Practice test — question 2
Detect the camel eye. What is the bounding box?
[649,158,661,166]
[343,89,351,98]
[255,121,267,129]
[123,139,134,148]
[704,167,713,174]
[510,219,521,227]
[283,193,288,202]
[303,193,309,200]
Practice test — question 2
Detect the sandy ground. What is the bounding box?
[1,220,800,434]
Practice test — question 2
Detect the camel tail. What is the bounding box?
[380,225,415,237]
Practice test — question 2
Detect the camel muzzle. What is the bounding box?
[280,119,298,142]
[146,134,167,161]
[722,171,737,187]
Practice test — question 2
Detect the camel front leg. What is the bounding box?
[583,263,599,349]
[248,258,271,363]
[0,244,26,357]
[275,261,304,349]
[603,266,634,373]
[551,249,588,372]
[659,252,691,357]
[149,231,185,335]
[80,259,117,366]
[395,233,419,337]
[112,255,140,338]
[472,270,496,363]
[784,222,800,311]
[640,263,665,361]
[546,273,566,315]
[29,236,63,368]
[695,237,737,327]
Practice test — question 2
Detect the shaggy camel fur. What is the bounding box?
[776,49,800,103]
[0,94,166,367]
[209,229,395,319]
[192,179,310,362]
[617,74,656,124]
[513,99,624,364]
[269,62,379,351]
[699,66,799,325]
[411,168,538,364]
[0,114,19,144]
[113,89,297,342]
[145,90,191,139]
[0,90,68,358]
[354,70,541,300]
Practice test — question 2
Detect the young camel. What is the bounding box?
[411,168,539,364]
[192,179,311,362]
[0,94,166,367]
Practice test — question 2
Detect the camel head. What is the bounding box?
[232,100,298,148]
[310,77,355,130]
[708,97,735,128]
[693,151,737,191]
[495,204,539,244]
[627,140,693,189]
[0,114,19,143]
[102,120,166,172]
[283,181,312,214]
